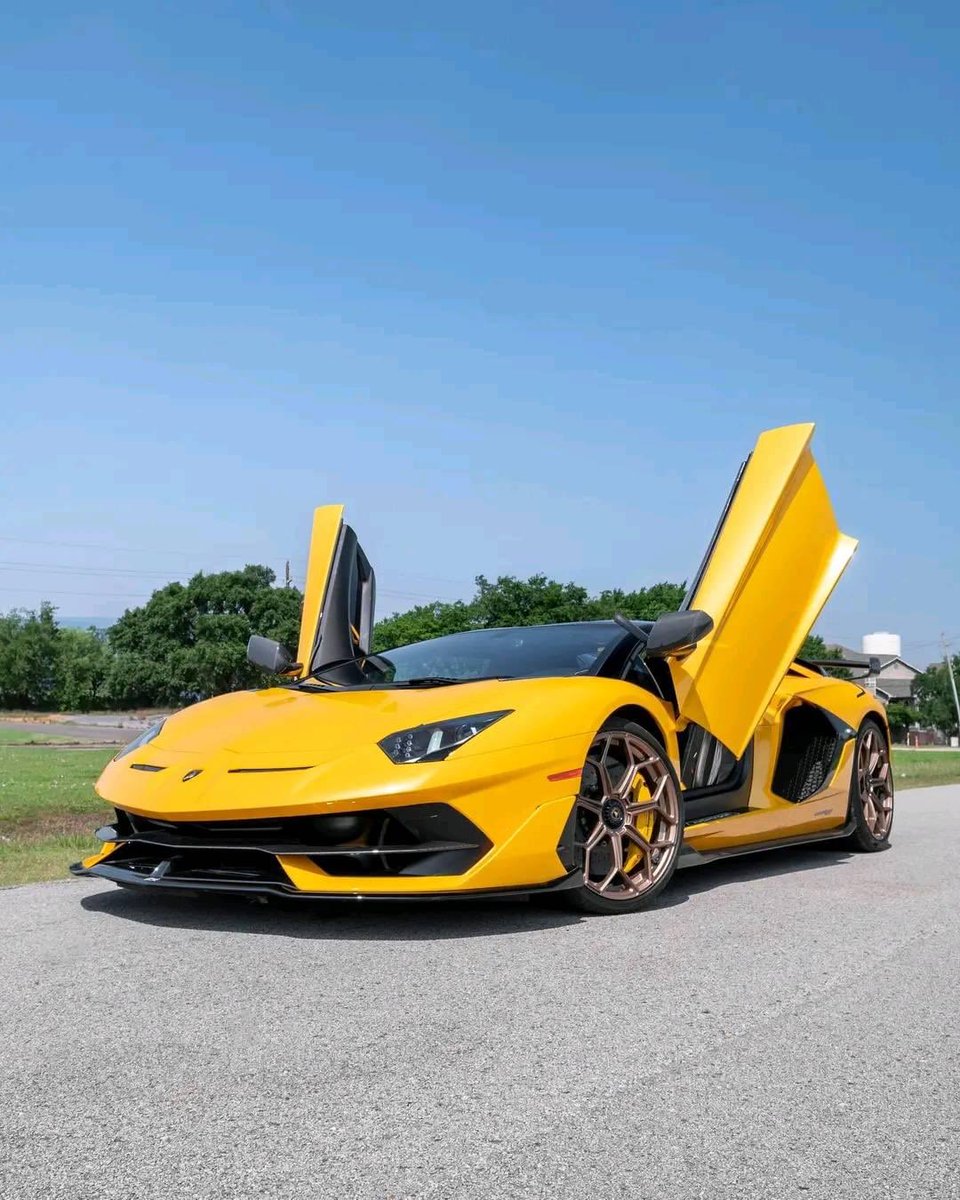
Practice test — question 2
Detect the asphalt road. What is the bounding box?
[0,713,161,746]
[2,786,958,1200]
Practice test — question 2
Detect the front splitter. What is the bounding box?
[70,859,583,903]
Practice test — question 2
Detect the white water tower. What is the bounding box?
[862,631,901,659]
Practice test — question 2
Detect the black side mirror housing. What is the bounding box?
[644,610,714,659]
[247,635,300,675]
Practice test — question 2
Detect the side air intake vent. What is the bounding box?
[771,703,844,803]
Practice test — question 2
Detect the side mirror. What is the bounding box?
[867,656,881,676]
[247,635,301,675]
[644,610,714,659]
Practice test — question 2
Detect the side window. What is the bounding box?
[311,525,375,671]
[678,723,739,791]
[623,653,664,699]
[344,541,375,651]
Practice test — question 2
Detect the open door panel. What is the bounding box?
[295,505,376,677]
[668,423,857,760]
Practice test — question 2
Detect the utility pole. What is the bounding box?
[942,634,960,745]
[284,560,292,588]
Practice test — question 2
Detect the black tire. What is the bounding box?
[845,717,894,853]
[564,718,683,915]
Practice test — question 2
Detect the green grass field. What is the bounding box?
[1,743,958,889]
[891,748,960,789]
[0,746,113,887]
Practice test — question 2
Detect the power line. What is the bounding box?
[0,585,150,600]
[0,533,259,559]
[0,536,479,590]
[379,590,465,602]
[1,554,476,598]
[902,633,960,648]
[0,581,464,603]
[0,559,207,579]
[288,579,463,602]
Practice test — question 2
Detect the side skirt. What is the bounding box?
[676,815,855,870]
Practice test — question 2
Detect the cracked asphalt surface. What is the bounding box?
[2,785,958,1200]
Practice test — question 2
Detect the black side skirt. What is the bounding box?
[676,815,855,870]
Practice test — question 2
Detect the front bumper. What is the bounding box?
[85,733,591,897]
[73,779,584,899]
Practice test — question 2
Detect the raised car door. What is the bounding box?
[667,423,857,760]
[295,505,376,677]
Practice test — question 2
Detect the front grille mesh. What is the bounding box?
[105,804,489,881]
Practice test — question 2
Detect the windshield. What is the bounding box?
[306,622,631,688]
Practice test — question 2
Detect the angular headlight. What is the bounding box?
[114,719,166,761]
[378,710,512,764]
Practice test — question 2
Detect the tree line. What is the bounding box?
[0,566,301,711]
[0,565,954,735]
[0,567,684,709]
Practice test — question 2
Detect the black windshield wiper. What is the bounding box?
[293,650,393,688]
[387,674,514,688]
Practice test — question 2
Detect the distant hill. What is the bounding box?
[59,616,114,630]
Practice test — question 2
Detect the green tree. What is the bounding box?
[800,633,829,659]
[371,599,479,653]
[106,566,303,707]
[0,603,62,709]
[372,574,687,651]
[914,660,960,737]
[885,701,919,740]
[56,626,113,710]
[796,634,852,679]
[0,570,865,712]
[587,583,687,621]
[473,574,594,628]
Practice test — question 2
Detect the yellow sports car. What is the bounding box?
[73,423,894,914]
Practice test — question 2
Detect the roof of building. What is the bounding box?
[830,645,923,676]
[876,679,916,701]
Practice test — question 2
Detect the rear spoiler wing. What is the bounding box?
[795,656,881,680]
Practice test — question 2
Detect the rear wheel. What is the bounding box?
[566,719,682,915]
[846,719,894,852]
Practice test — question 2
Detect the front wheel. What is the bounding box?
[565,719,683,915]
[845,718,894,852]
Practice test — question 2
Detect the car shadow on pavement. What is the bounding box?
[656,841,856,908]
[78,842,854,939]
[79,887,585,940]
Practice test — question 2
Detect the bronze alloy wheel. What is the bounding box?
[570,722,682,912]
[845,719,894,853]
[856,723,894,841]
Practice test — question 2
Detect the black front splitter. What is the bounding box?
[70,859,583,903]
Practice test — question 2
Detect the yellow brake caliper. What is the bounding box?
[625,775,657,872]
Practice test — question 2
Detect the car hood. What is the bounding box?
[95,674,665,820]
[148,679,536,758]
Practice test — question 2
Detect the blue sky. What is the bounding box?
[1,2,957,663]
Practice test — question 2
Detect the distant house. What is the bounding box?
[830,645,922,706]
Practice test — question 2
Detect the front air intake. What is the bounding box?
[104,803,490,881]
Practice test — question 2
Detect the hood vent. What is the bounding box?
[226,765,314,774]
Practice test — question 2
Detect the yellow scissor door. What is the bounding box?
[295,505,376,677]
[667,423,857,759]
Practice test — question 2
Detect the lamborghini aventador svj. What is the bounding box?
[73,422,893,914]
